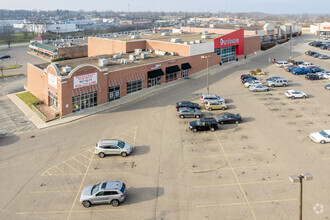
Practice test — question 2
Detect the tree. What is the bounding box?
[22,24,29,39]
[0,64,4,76]
[0,25,14,48]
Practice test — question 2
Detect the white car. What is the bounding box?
[276,61,291,68]
[298,63,315,68]
[285,90,307,99]
[244,80,261,88]
[200,94,225,104]
[320,71,330,79]
[309,130,330,144]
[249,85,269,92]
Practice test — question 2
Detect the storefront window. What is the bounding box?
[48,92,58,110]
[109,85,120,101]
[127,79,142,94]
[72,92,98,112]
[166,72,177,82]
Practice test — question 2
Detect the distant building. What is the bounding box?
[310,22,330,36]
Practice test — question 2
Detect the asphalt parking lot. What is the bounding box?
[0,34,330,220]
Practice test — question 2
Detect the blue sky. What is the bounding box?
[0,0,329,14]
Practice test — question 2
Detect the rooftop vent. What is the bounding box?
[129,55,136,61]
[98,58,108,66]
[141,52,151,59]
[135,49,143,55]
[195,40,202,44]
[62,66,71,73]
[155,50,167,56]
[201,35,210,39]
[113,54,122,59]
[120,59,128,64]
[171,38,182,43]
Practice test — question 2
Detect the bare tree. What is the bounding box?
[0,25,14,48]
[0,64,4,76]
[22,24,29,39]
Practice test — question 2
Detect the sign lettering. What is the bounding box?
[220,38,239,46]
[74,73,98,89]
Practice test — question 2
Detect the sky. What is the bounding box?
[0,0,329,14]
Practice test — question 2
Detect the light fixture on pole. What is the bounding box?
[201,55,210,94]
[289,173,313,220]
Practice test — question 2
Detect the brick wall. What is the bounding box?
[145,40,191,56]
[88,37,126,57]
[244,36,261,55]
[27,63,50,105]
[58,45,88,59]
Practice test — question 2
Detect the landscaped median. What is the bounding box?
[4,64,21,70]
[16,92,47,121]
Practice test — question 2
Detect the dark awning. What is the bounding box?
[166,65,180,74]
[181,63,192,70]
[147,69,164,78]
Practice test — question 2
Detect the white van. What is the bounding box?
[200,94,225,104]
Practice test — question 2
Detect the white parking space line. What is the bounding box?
[192,179,285,188]
[187,164,273,173]
[16,209,126,215]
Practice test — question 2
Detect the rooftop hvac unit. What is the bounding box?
[113,54,122,59]
[129,55,136,61]
[201,35,210,39]
[141,52,151,59]
[98,58,108,66]
[120,59,128,64]
[62,66,71,73]
[135,49,143,55]
[155,50,167,56]
[183,42,189,45]
[161,32,170,36]
[171,38,182,43]
[148,49,153,53]
[170,52,177,56]
[131,35,141,39]
[195,40,201,44]
[189,41,195,44]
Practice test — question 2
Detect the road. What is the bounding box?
[0,34,329,220]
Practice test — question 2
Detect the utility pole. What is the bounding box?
[289,25,292,59]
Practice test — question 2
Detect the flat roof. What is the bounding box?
[107,32,223,43]
[36,52,183,76]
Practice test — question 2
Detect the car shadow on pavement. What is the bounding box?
[0,134,20,146]
[225,98,233,104]
[242,117,256,123]
[227,104,237,109]
[123,187,164,205]
[288,83,302,87]
[132,145,150,156]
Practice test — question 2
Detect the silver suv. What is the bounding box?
[267,78,288,87]
[80,181,126,208]
[177,107,202,119]
[95,139,133,158]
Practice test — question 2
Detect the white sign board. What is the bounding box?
[48,73,57,89]
[74,73,97,89]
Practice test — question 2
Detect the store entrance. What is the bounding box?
[109,85,120,101]
[148,76,161,87]
[72,92,98,112]
[221,46,236,64]
[48,92,58,110]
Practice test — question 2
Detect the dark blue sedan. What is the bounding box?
[292,68,311,75]
[310,67,323,73]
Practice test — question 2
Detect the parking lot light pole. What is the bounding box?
[289,173,313,220]
[201,55,210,94]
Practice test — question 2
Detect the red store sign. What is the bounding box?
[214,28,245,56]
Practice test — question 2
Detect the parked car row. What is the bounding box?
[308,41,330,50]
[305,50,329,59]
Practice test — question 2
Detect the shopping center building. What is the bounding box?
[27,28,260,118]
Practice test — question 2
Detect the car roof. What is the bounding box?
[179,107,193,111]
[201,94,218,98]
[98,139,119,145]
[206,100,224,104]
[321,130,330,135]
[101,181,123,190]
[201,117,217,122]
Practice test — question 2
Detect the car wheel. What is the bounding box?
[180,115,184,119]
[295,73,297,75]
[193,128,198,133]
[220,121,224,125]
[82,201,91,208]
[291,96,295,100]
[321,140,325,144]
[121,152,127,157]
[208,108,213,111]
[283,84,287,87]
[271,84,275,87]
[302,95,306,99]
[98,152,105,158]
[222,107,226,110]
[235,120,239,124]
[195,115,200,118]
[111,199,119,207]
[210,127,215,132]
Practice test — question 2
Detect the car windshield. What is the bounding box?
[92,182,101,195]
[118,141,125,148]
[320,131,328,137]
[120,183,126,193]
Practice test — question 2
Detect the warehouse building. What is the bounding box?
[27,28,260,119]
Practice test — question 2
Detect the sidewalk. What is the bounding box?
[7,51,266,130]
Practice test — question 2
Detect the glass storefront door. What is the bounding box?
[72,92,98,112]
[181,70,188,78]
[221,46,236,64]
[109,85,120,101]
[148,76,161,87]
[48,92,58,110]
